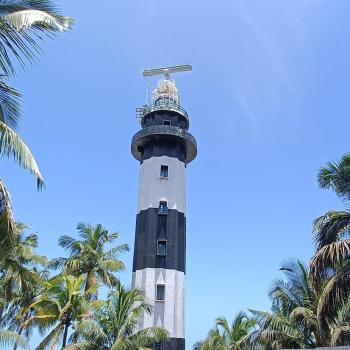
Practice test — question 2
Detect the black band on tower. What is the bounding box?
[131,124,197,164]
[133,208,186,273]
[160,338,185,350]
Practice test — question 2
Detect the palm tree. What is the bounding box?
[8,269,50,350]
[49,223,129,297]
[310,153,350,337]
[318,153,350,200]
[250,260,350,348]
[0,224,46,326]
[250,260,318,349]
[194,312,257,350]
[24,274,96,350]
[0,0,72,188]
[66,284,168,350]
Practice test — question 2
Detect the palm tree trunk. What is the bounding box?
[0,305,4,326]
[85,271,93,292]
[85,271,97,300]
[62,322,69,350]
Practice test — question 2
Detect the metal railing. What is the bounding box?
[136,99,188,121]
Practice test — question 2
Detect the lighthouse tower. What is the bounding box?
[131,65,197,350]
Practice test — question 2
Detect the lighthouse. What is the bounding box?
[131,65,197,350]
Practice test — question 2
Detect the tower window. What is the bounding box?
[156,285,165,301]
[163,120,171,126]
[160,165,168,178]
[157,240,167,256]
[154,343,163,350]
[158,201,168,215]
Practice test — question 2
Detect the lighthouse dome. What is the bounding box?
[153,77,180,106]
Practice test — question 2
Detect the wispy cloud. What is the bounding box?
[230,0,327,138]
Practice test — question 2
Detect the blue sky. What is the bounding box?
[2,0,350,348]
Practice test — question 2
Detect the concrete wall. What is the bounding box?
[132,268,185,339]
[137,156,186,214]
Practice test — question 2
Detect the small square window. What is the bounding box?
[163,120,171,126]
[156,285,165,301]
[154,342,163,350]
[158,201,168,215]
[160,165,168,178]
[157,240,167,256]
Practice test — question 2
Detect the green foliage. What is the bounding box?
[310,154,350,338]
[24,274,97,350]
[318,153,350,201]
[0,0,73,189]
[48,223,129,298]
[195,312,257,350]
[0,220,163,350]
[66,284,168,350]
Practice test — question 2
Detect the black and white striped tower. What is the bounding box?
[131,65,197,350]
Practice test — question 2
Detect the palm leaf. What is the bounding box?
[313,211,350,250]
[0,78,21,128]
[34,323,64,350]
[4,9,71,31]
[331,325,350,346]
[0,329,28,349]
[317,264,350,331]
[310,240,350,285]
[318,153,350,200]
[0,120,44,188]
[0,0,72,77]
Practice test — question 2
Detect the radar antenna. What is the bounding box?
[143,64,192,78]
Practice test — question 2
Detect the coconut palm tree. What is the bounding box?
[250,261,318,349]
[7,269,50,350]
[310,153,350,336]
[0,224,46,326]
[49,223,129,298]
[194,312,257,350]
[65,284,168,350]
[250,260,350,349]
[24,274,97,350]
[0,0,72,189]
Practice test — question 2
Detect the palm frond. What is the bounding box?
[318,153,350,200]
[0,0,72,77]
[0,78,21,129]
[0,329,28,349]
[47,257,66,270]
[310,240,350,285]
[0,120,44,188]
[317,264,350,331]
[34,323,64,350]
[4,9,70,31]
[104,244,130,260]
[313,211,350,250]
[331,325,350,346]
[61,343,90,350]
